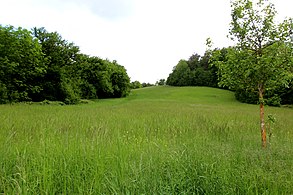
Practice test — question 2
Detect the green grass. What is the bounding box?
[0,86,292,194]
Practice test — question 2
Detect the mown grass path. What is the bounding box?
[1,86,292,194]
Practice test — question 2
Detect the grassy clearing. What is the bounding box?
[0,86,292,194]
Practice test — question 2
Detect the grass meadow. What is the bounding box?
[0,86,293,194]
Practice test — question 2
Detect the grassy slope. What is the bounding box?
[0,86,292,194]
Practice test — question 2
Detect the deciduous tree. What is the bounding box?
[212,0,293,147]
[0,25,45,102]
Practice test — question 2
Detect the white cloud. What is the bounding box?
[0,0,292,83]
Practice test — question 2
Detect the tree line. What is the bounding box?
[166,51,218,88]
[167,44,292,107]
[0,25,130,104]
[130,81,154,89]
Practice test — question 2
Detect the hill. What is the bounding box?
[130,86,237,103]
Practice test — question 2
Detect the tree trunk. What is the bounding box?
[259,87,266,148]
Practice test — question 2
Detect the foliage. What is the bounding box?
[0,25,131,104]
[210,0,293,147]
[166,60,191,86]
[33,27,82,102]
[166,51,218,87]
[0,25,46,103]
[279,81,293,105]
[210,46,292,106]
[110,61,131,98]
[0,82,8,104]
[142,82,154,88]
[211,0,292,106]
[130,81,143,89]
[76,55,130,99]
[213,45,292,99]
[156,79,166,86]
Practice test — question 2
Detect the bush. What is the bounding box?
[235,89,258,104]
[80,82,97,99]
[60,78,81,105]
[235,89,283,107]
[0,83,8,104]
[266,95,281,107]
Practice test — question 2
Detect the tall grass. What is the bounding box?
[0,86,292,194]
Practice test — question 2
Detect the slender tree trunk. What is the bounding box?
[259,86,266,148]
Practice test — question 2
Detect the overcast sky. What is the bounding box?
[1,0,292,83]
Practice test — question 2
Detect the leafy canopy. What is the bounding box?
[212,0,293,95]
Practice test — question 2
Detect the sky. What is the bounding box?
[1,0,292,83]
